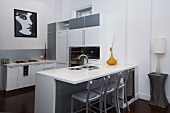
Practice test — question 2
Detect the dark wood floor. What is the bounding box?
[0,87,170,113]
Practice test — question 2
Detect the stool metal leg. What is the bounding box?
[104,94,107,113]
[71,97,74,113]
[124,87,130,112]
[86,101,89,113]
[114,91,119,113]
[116,89,121,113]
[99,97,103,113]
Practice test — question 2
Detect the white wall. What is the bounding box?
[151,0,170,102]
[126,0,152,100]
[0,0,56,50]
[92,0,127,64]
[126,0,170,102]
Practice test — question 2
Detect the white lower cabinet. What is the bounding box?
[18,65,31,89]
[3,66,18,91]
[30,64,43,85]
[3,61,57,91]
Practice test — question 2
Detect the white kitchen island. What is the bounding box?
[34,64,138,113]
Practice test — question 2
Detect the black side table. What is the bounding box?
[148,72,169,108]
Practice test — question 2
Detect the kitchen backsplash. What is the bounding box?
[0,49,44,64]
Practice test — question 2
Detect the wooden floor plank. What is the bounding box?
[0,87,169,113]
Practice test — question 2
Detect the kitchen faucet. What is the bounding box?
[78,54,88,67]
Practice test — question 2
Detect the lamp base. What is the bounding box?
[156,54,160,74]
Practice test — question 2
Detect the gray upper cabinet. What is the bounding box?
[48,23,56,32]
[47,23,56,60]
[85,14,100,27]
[69,14,100,30]
[47,32,56,60]
[69,17,84,29]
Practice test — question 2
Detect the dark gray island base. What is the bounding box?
[55,80,87,113]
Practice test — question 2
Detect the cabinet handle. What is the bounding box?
[44,62,55,64]
[83,30,85,45]
[57,63,66,64]
[20,65,29,67]
[33,64,41,66]
[43,67,55,70]
[82,30,85,45]
[8,66,18,68]
[66,34,68,61]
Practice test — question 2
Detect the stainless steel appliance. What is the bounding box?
[1,58,10,64]
[69,46,100,67]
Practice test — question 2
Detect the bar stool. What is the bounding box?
[95,70,130,113]
[116,70,130,113]
[71,77,105,113]
[92,73,120,113]
[104,70,130,113]
[103,73,120,113]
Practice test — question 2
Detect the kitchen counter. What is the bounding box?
[37,64,137,84]
[35,64,138,113]
[2,60,56,66]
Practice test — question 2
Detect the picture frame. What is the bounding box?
[14,9,37,38]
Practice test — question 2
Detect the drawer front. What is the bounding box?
[43,62,56,70]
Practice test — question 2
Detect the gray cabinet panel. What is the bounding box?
[47,32,56,60]
[69,17,84,29]
[48,23,56,32]
[85,14,100,27]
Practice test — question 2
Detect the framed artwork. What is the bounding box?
[14,9,37,37]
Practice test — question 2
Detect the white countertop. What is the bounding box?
[36,64,137,84]
[2,60,56,66]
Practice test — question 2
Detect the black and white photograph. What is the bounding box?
[14,9,37,37]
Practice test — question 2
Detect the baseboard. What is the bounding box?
[138,93,150,101]
[135,93,139,100]
[138,93,170,103]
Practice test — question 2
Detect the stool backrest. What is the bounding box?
[86,77,105,98]
[117,70,129,88]
[104,70,129,93]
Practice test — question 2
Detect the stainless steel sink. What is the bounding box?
[81,65,99,70]
[68,67,82,70]
[68,65,99,70]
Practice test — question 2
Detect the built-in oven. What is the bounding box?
[69,46,100,67]
[69,47,83,67]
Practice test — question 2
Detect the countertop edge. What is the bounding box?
[2,60,57,67]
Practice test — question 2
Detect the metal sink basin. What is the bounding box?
[68,67,82,70]
[81,65,99,70]
[68,65,99,70]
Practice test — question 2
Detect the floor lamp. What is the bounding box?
[153,38,166,74]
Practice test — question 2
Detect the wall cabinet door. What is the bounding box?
[47,32,56,60]
[30,64,43,85]
[69,17,84,29]
[5,66,18,91]
[68,27,100,46]
[18,65,31,89]
[68,29,84,46]
[56,31,68,63]
[84,27,100,46]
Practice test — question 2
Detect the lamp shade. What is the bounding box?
[153,38,166,53]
